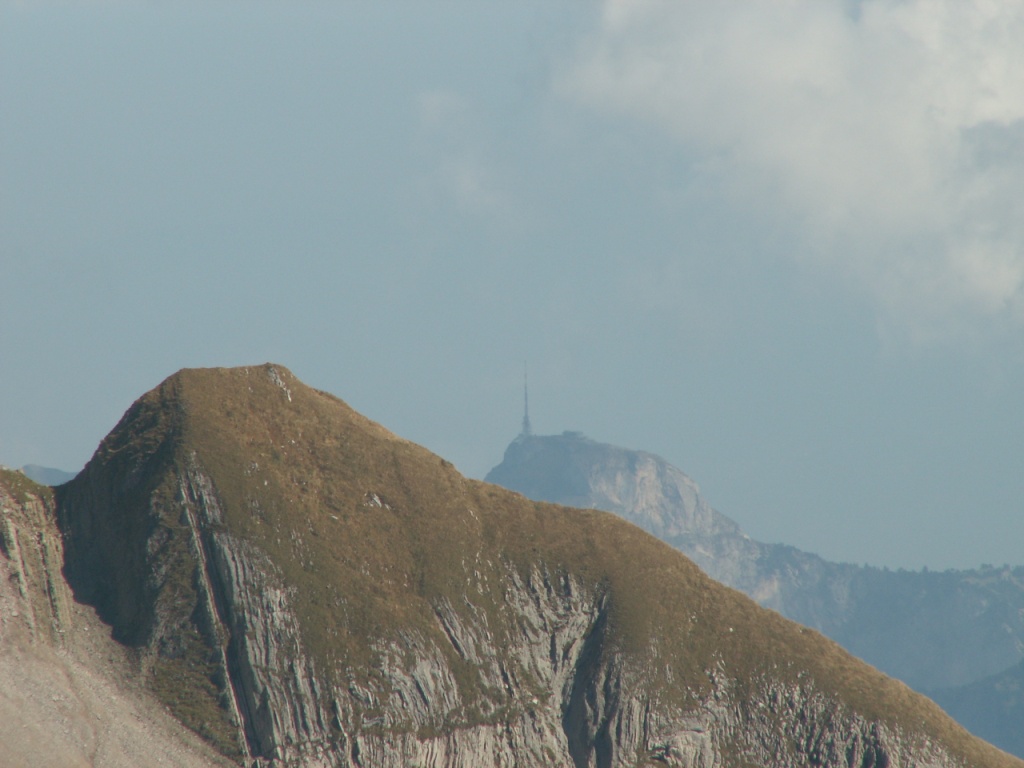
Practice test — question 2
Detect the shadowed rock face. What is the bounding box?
[31,365,1023,767]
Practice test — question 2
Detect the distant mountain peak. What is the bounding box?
[486,431,739,542]
[20,464,77,486]
[486,429,1024,757]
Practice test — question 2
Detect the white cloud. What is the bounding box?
[560,0,1024,338]
[414,89,511,218]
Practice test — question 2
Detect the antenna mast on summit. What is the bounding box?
[521,363,532,437]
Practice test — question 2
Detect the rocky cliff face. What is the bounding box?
[0,469,71,649]
[48,365,1020,767]
[0,468,233,768]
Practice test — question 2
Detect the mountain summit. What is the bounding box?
[485,432,739,542]
[2,364,1014,766]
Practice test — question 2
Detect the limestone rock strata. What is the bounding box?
[154,461,984,767]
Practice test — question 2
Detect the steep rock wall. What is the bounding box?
[0,473,71,647]
[168,464,978,768]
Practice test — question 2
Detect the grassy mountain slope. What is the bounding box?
[54,365,1021,767]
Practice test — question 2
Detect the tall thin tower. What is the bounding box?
[521,363,532,437]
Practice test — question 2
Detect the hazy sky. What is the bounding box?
[4,1,1024,570]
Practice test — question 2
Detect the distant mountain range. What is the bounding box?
[1,364,1017,767]
[931,661,1024,758]
[20,464,77,486]
[486,430,1024,757]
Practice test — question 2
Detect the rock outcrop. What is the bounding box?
[49,365,1022,767]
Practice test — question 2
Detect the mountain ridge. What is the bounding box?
[3,363,1019,766]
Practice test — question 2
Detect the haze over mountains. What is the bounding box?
[8,1,1024,580]
[486,430,1024,757]
[1,364,1017,767]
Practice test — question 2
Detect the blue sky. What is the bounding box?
[3,1,1024,570]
